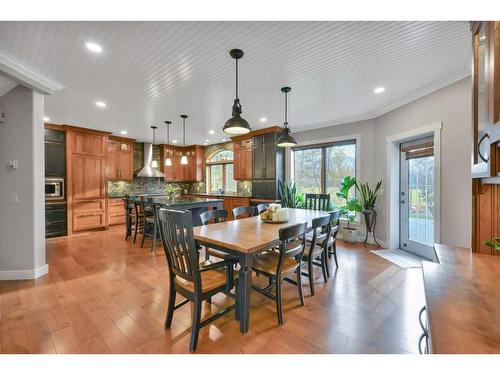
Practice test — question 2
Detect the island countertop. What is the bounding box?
[422,244,500,353]
[127,195,223,206]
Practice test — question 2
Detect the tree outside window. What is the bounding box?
[206,150,237,193]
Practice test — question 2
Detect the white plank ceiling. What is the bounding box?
[0,21,470,143]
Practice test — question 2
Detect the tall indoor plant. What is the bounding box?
[356,180,383,246]
[336,176,362,243]
[278,180,305,208]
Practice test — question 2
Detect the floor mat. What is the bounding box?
[370,249,425,269]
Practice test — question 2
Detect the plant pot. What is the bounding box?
[362,209,377,232]
[342,227,358,243]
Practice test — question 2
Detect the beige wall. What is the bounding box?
[292,77,471,248]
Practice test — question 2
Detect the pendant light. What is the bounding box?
[180,115,188,165]
[164,121,172,167]
[150,125,159,168]
[277,86,297,147]
[223,49,251,135]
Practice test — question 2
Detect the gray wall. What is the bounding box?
[292,78,471,248]
[0,84,47,278]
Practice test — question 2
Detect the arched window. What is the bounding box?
[206,149,236,193]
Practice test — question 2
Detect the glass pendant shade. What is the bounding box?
[165,157,172,166]
[277,86,297,147]
[224,49,251,135]
[151,160,159,168]
[180,155,188,165]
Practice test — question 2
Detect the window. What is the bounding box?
[206,150,237,193]
[292,140,356,207]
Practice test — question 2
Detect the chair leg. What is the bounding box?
[164,280,176,329]
[141,223,147,248]
[133,216,139,244]
[151,221,157,252]
[296,267,305,306]
[333,243,339,268]
[189,298,202,352]
[235,281,240,321]
[324,249,331,278]
[276,276,283,326]
[125,215,130,240]
[321,251,328,282]
[327,244,332,259]
[308,259,315,296]
[205,247,210,261]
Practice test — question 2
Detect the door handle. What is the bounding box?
[478,133,490,163]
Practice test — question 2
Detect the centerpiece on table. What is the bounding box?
[260,203,289,223]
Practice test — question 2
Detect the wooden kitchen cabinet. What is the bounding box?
[66,125,111,235]
[106,136,134,181]
[107,198,125,225]
[161,144,205,182]
[233,137,252,180]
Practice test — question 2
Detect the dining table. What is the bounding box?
[193,208,331,334]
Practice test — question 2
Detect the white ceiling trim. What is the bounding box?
[371,66,470,118]
[0,50,64,95]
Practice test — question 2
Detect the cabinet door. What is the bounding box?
[72,133,106,156]
[118,151,133,180]
[72,155,105,199]
[253,136,265,178]
[242,147,253,179]
[45,142,66,177]
[233,149,243,180]
[264,133,276,179]
[106,150,118,179]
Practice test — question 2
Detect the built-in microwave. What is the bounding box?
[45,178,65,200]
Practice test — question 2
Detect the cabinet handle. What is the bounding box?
[418,306,427,334]
[418,332,427,354]
[76,213,100,218]
[478,133,490,163]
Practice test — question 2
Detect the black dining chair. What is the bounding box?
[200,209,239,262]
[124,194,137,241]
[157,208,239,352]
[140,196,161,251]
[305,193,331,211]
[251,221,307,326]
[232,206,257,220]
[256,203,269,214]
[131,197,145,244]
[301,215,332,296]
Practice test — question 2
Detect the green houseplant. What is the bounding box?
[336,176,362,243]
[355,180,383,246]
[483,238,500,253]
[165,184,178,197]
[278,181,306,208]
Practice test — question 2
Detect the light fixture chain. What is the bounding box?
[235,58,239,100]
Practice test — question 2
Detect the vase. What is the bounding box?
[362,209,382,247]
[343,228,358,243]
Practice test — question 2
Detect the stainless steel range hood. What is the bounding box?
[137,142,165,178]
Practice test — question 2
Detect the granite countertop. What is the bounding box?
[136,196,223,206]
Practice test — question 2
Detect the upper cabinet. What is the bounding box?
[233,137,252,180]
[471,21,500,178]
[105,136,135,181]
[160,144,205,182]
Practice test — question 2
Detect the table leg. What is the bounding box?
[238,254,253,334]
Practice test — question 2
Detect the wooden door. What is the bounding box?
[106,150,118,179]
[72,155,105,199]
[233,148,243,180]
[242,147,252,179]
[118,151,133,180]
[72,133,106,156]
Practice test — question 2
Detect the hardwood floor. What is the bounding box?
[0,226,425,354]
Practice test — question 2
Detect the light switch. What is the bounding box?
[12,193,19,203]
[8,160,18,169]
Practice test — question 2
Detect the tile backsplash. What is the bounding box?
[108,178,193,196]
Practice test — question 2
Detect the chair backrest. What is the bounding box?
[141,196,155,217]
[200,209,228,225]
[305,193,330,211]
[275,222,307,275]
[157,209,199,284]
[256,203,269,214]
[309,214,332,251]
[124,194,136,214]
[329,210,341,239]
[232,206,257,220]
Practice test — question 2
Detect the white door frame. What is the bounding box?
[385,122,442,251]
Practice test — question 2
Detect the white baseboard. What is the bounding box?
[0,264,49,280]
[337,229,387,248]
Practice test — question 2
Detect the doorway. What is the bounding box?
[399,136,435,260]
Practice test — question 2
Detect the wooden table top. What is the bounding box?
[422,244,500,353]
[193,208,331,254]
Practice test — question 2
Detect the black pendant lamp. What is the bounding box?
[223,49,251,135]
[277,86,297,147]
[180,115,188,165]
[164,121,172,167]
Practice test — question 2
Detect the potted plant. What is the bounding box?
[356,180,383,246]
[165,184,178,198]
[278,180,297,208]
[483,238,500,253]
[336,176,362,243]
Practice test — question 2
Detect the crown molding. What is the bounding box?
[0,50,64,95]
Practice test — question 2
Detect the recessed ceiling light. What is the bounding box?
[95,101,106,108]
[209,130,215,134]
[260,117,267,122]
[374,87,385,94]
[120,130,128,135]
[205,139,210,142]
[172,139,178,144]
[43,116,50,122]
[86,42,102,53]
[204,142,208,146]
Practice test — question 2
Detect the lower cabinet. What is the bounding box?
[72,199,106,231]
[107,198,125,225]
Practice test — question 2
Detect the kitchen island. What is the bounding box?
[128,195,223,226]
